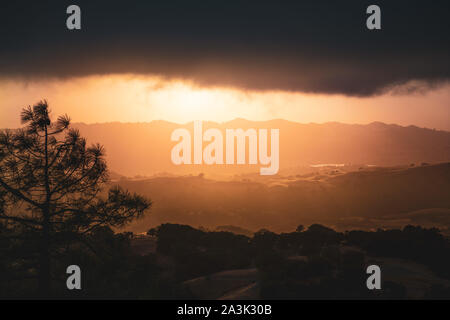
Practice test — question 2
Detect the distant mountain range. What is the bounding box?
[72,120,450,176]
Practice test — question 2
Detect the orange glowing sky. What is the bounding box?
[0,75,449,130]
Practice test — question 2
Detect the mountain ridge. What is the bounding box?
[68,119,450,176]
[71,119,449,133]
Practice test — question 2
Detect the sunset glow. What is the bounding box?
[1,1,450,301]
[1,75,449,130]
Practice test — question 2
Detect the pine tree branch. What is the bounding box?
[0,214,41,226]
[0,177,43,209]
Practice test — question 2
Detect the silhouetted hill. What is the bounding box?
[116,163,450,233]
[72,120,450,176]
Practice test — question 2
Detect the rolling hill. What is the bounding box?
[116,162,450,233]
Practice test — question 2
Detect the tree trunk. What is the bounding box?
[38,123,52,298]
[38,209,51,298]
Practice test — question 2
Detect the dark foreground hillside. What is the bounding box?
[3,222,449,299]
[150,223,450,299]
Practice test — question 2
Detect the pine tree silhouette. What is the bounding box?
[0,100,151,297]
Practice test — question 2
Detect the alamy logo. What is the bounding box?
[366,5,381,30]
[170,121,279,175]
[66,5,81,30]
[366,265,381,290]
[66,265,81,290]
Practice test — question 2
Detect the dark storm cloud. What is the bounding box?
[0,0,449,96]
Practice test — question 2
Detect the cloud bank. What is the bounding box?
[0,0,449,96]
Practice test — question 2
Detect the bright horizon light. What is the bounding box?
[0,75,449,130]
